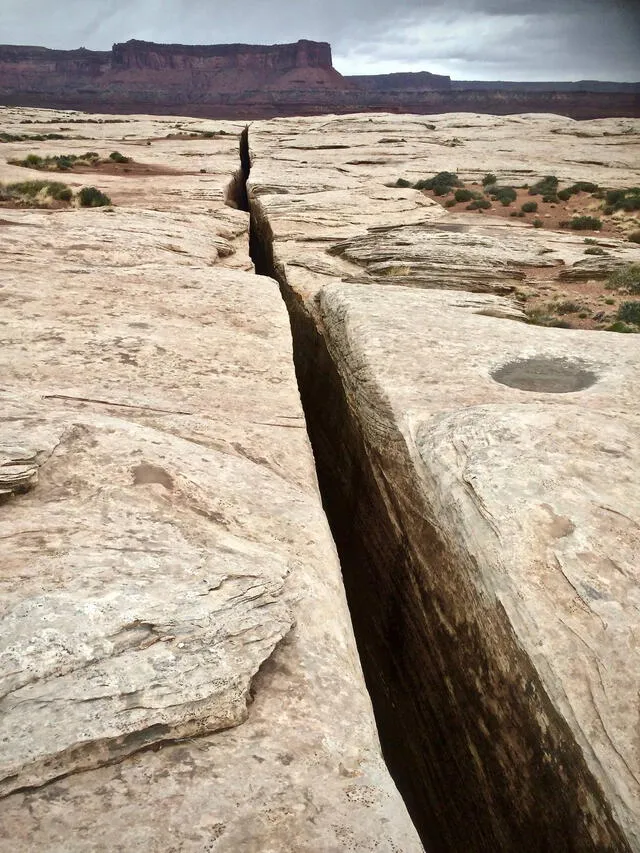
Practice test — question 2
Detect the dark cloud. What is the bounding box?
[1,0,638,80]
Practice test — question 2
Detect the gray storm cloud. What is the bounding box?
[1,0,638,80]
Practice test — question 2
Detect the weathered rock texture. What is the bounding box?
[246,112,640,851]
[0,108,422,852]
[0,40,638,118]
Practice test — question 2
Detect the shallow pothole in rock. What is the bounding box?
[491,356,598,393]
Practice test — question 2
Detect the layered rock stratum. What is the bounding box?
[0,39,638,119]
[0,106,639,852]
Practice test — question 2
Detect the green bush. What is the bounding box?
[414,171,462,195]
[555,300,583,315]
[394,178,412,188]
[616,302,640,325]
[529,176,559,197]
[78,186,111,207]
[521,201,538,213]
[482,173,497,186]
[557,189,572,202]
[607,264,640,294]
[467,198,491,210]
[606,321,636,333]
[445,198,456,207]
[584,246,606,255]
[568,216,602,230]
[570,181,599,194]
[533,218,543,228]
[604,187,640,212]
[454,188,474,202]
[0,179,73,206]
[46,181,73,201]
[485,184,517,206]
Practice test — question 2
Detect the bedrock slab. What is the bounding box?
[0,109,421,852]
[246,113,640,851]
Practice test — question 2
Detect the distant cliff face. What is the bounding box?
[348,71,451,91]
[0,39,637,119]
[110,38,333,73]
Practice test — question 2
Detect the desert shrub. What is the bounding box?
[45,181,73,201]
[617,302,640,324]
[414,171,462,195]
[606,321,636,333]
[0,179,73,205]
[394,178,412,188]
[533,218,543,228]
[454,188,474,202]
[584,246,606,255]
[607,264,640,293]
[486,184,517,206]
[482,173,497,186]
[529,175,559,197]
[557,188,573,202]
[78,186,111,207]
[604,187,640,212]
[109,151,131,163]
[628,231,640,243]
[555,300,583,315]
[467,198,491,210]
[568,216,602,230]
[10,150,101,171]
[521,201,538,213]
[570,181,599,194]
[445,198,457,207]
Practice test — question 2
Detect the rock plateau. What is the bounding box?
[0,106,639,852]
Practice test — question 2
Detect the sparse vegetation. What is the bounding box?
[533,218,543,228]
[567,216,602,231]
[584,246,606,255]
[454,188,474,202]
[394,178,412,188]
[603,187,640,213]
[616,301,640,325]
[521,201,538,213]
[606,264,640,294]
[627,230,640,244]
[482,173,497,186]
[0,179,74,206]
[109,151,131,163]
[78,186,111,207]
[8,151,125,172]
[485,184,517,206]
[555,301,583,315]
[467,198,491,210]
[413,171,462,195]
[529,175,559,199]
[0,131,67,143]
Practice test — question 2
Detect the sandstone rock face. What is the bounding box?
[246,112,640,851]
[0,41,637,119]
[0,109,422,852]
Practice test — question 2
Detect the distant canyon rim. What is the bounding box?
[0,38,638,119]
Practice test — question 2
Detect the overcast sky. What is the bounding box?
[1,0,639,80]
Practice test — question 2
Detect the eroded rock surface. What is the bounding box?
[246,113,640,851]
[0,109,422,852]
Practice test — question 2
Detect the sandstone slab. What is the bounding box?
[0,109,421,852]
[246,112,640,851]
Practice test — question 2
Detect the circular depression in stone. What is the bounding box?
[491,357,598,393]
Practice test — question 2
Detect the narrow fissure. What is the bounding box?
[234,128,631,853]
